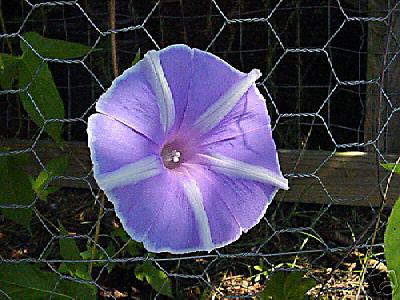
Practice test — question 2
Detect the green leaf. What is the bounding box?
[32,156,68,201]
[259,271,316,300]
[199,287,212,300]
[0,154,34,229]
[0,53,20,90]
[134,265,145,281]
[254,265,263,272]
[0,263,71,299]
[59,224,91,281]
[36,186,60,202]
[111,227,143,256]
[105,242,117,273]
[79,241,117,273]
[56,278,96,300]
[126,240,142,256]
[384,197,400,300]
[22,32,92,59]
[0,263,95,299]
[134,261,173,298]
[111,227,130,242]
[132,48,141,66]
[19,42,64,143]
[382,163,400,175]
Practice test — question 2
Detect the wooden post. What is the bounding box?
[365,0,400,153]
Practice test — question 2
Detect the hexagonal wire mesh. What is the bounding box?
[1,0,400,298]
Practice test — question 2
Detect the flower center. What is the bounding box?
[161,146,183,169]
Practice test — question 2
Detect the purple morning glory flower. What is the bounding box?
[87,45,288,254]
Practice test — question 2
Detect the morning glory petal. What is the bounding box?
[192,69,261,135]
[201,125,284,178]
[179,49,247,133]
[95,156,162,191]
[158,44,193,130]
[215,170,277,233]
[185,164,274,242]
[95,58,164,143]
[146,50,175,133]
[188,168,241,247]
[199,85,272,145]
[197,153,288,190]
[87,114,158,176]
[182,178,213,251]
[109,171,206,253]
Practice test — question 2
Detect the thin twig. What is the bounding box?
[88,192,105,275]
[88,0,118,276]
[109,0,119,78]
[0,7,13,53]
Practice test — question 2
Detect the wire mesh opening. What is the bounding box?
[1,0,399,299]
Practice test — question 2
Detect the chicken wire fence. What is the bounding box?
[0,0,400,298]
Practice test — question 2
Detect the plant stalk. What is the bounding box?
[88,0,118,276]
[88,191,105,275]
[109,0,118,78]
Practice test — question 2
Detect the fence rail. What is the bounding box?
[3,139,398,207]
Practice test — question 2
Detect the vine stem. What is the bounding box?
[88,191,105,275]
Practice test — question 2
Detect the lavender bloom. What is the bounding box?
[87,45,288,254]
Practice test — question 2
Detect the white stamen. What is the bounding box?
[164,150,181,164]
[198,154,289,190]
[146,50,175,132]
[96,155,162,190]
[193,69,261,135]
[182,179,213,250]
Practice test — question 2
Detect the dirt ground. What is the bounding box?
[0,187,392,299]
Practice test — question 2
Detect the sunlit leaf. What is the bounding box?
[132,48,141,66]
[32,156,68,201]
[382,163,400,175]
[385,197,400,300]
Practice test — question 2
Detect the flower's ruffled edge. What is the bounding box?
[87,114,101,185]
[94,52,160,144]
[107,186,279,254]
[252,83,285,185]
